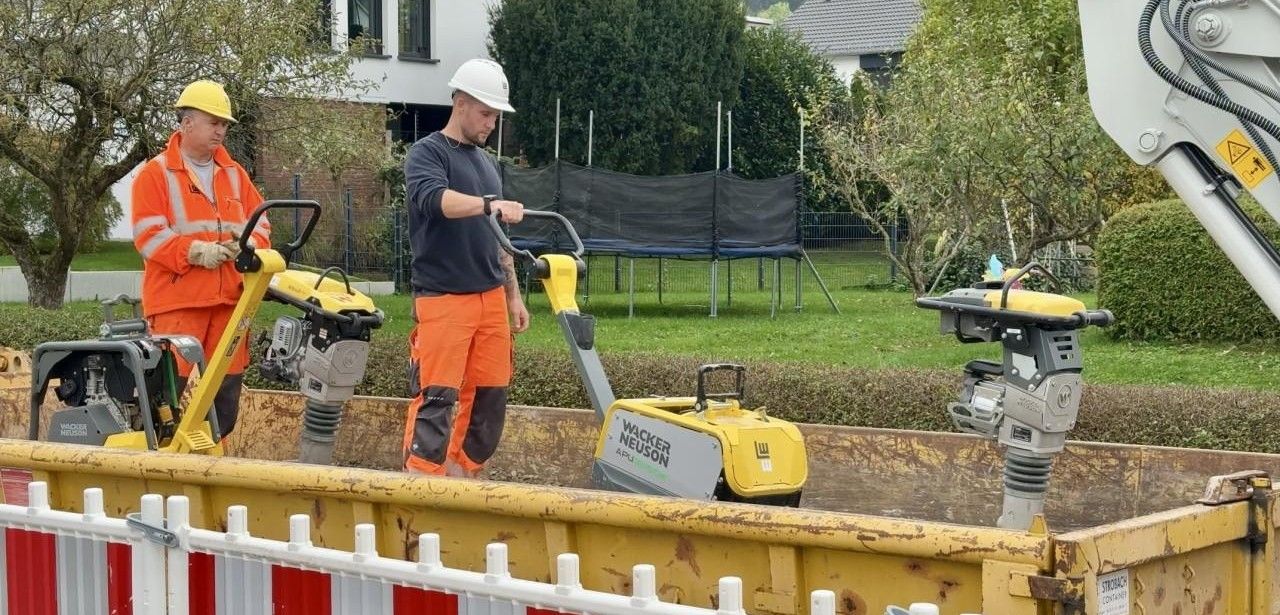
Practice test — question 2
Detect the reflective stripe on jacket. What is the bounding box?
[131,131,270,317]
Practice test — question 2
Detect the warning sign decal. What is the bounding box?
[1216,129,1275,189]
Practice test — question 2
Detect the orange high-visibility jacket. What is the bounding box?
[131,131,270,317]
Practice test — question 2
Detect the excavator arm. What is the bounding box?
[1079,0,1280,315]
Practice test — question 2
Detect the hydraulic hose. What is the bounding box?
[1168,0,1280,106]
[1161,0,1280,171]
[1139,0,1280,170]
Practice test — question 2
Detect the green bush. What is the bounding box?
[733,26,849,212]
[6,303,1280,454]
[1096,198,1280,342]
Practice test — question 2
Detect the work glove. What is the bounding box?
[187,240,235,269]
[219,239,242,259]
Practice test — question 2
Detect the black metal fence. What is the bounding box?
[284,189,396,281]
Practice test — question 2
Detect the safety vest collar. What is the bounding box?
[151,132,244,238]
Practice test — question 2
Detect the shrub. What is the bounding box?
[1096,198,1280,341]
[5,303,1280,454]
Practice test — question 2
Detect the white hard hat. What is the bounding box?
[449,58,515,113]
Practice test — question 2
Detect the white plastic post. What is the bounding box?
[354,524,377,562]
[588,110,595,167]
[418,533,441,569]
[811,590,836,615]
[715,101,723,170]
[227,505,249,539]
[132,494,167,615]
[140,493,163,520]
[167,496,192,615]
[555,98,562,160]
[727,110,734,171]
[631,564,657,606]
[26,480,49,512]
[555,553,581,594]
[166,496,190,531]
[717,577,745,615]
[288,514,311,550]
[82,487,104,521]
[798,107,806,170]
[486,543,510,581]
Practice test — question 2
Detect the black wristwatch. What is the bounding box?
[482,194,497,216]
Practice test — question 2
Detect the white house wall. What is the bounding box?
[831,55,860,84]
[333,0,496,106]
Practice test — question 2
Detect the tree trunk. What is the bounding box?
[14,193,85,310]
[25,264,69,309]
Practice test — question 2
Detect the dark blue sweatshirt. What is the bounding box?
[404,132,505,294]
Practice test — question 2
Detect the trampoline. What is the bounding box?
[501,161,838,317]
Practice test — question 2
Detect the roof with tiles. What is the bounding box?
[782,0,923,56]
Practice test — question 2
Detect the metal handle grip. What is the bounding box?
[487,209,586,263]
[100,294,142,323]
[1076,309,1115,327]
[238,199,321,269]
[695,363,746,410]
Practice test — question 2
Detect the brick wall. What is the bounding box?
[254,97,389,208]
[252,98,392,272]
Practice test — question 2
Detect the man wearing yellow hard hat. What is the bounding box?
[130,79,271,442]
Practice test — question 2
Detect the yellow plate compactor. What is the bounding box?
[28,200,384,464]
[489,209,807,506]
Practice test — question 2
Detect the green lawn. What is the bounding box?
[0,241,143,271]
[7,243,1279,392]
[0,240,372,281]
[572,248,893,296]
[253,285,1280,392]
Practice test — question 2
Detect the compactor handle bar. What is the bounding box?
[488,209,586,267]
[914,298,1115,330]
[99,294,148,338]
[237,200,322,271]
[694,363,747,411]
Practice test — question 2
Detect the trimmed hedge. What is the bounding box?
[1096,198,1280,341]
[4,306,1280,453]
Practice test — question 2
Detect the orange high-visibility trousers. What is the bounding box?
[149,304,251,438]
[403,287,512,476]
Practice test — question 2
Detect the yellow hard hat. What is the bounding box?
[174,80,236,122]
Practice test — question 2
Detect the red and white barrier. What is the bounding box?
[0,482,960,615]
[0,482,163,615]
[163,494,753,615]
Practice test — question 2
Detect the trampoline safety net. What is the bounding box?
[500,160,802,259]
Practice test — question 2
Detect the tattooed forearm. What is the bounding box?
[500,250,520,299]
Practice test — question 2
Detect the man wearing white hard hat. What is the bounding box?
[401,58,529,477]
